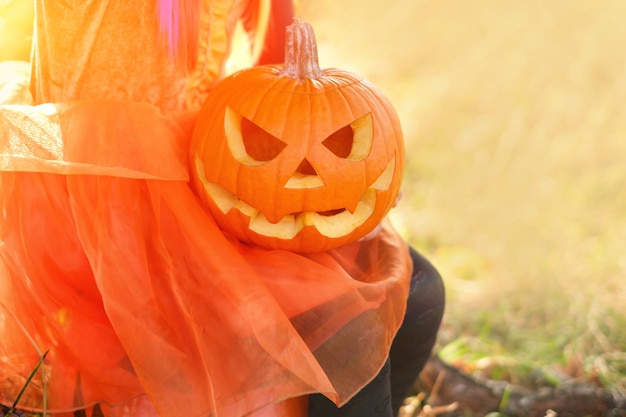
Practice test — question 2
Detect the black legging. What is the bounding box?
[308,246,446,417]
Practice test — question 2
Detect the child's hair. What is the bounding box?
[157,0,283,70]
[157,0,203,69]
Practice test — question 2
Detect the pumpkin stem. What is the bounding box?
[279,18,322,80]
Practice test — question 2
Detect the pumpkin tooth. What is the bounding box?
[370,158,396,191]
[195,156,239,213]
[304,189,376,238]
[249,213,304,239]
[205,183,239,214]
[234,199,257,218]
[344,200,359,214]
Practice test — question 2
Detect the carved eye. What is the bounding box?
[225,107,287,165]
[323,113,373,161]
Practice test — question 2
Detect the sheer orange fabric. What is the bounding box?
[0,1,412,416]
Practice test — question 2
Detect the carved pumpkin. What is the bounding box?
[190,19,405,253]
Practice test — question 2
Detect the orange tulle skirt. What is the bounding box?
[0,63,411,416]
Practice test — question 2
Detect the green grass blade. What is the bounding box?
[4,350,49,417]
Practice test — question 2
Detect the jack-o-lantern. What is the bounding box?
[190,19,405,253]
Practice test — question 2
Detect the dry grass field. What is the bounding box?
[300,0,626,389]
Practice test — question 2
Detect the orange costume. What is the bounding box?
[0,1,412,416]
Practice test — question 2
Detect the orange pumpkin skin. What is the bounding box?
[190,20,405,253]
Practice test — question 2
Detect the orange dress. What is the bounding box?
[0,1,411,416]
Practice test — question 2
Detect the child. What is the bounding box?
[0,1,444,416]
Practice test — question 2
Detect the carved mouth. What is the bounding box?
[194,157,395,239]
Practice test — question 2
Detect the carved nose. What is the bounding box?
[295,158,317,176]
[285,158,324,189]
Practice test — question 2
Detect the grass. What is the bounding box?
[301,0,626,392]
[2,351,47,417]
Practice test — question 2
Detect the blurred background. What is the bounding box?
[0,0,32,62]
[2,0,624,391]
[299,0,625,389]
